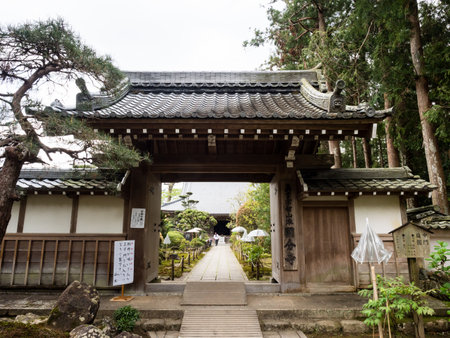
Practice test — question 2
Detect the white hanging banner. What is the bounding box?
[113,240,135,286]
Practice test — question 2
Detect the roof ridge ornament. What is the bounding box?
[299,78,346,113]
[75,77,130,111]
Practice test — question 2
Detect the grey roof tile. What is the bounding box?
[301,167,435,194]
[16,169,123,193]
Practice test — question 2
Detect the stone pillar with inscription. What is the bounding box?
[125,164,161,294]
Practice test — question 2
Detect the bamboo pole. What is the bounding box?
[371,265,384,338]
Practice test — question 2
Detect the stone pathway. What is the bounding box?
[186,243,247,281]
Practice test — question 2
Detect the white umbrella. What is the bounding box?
[231,226,247,233]
[351,218,392,338]
[186,228,200,233]
[163,234,171,245]
[241,233,254,242]
[351,218,392,264]
[248,229,269,238]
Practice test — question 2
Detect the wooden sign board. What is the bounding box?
[113,240,135,286]
[390,223,431,258]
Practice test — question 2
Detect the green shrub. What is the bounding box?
[359,275,434,332]
[167,231,185,248]
[191,237,205,248]
[113,305,140,333]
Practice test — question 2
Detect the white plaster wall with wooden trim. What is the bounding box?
[76,195,123,233]
[23,195,72,233]
[6,202,20,233]
[354,195,402,234]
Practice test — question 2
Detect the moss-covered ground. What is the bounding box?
[0,321,68,338]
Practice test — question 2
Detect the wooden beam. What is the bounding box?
[70,196,79,234]
[160,173,275,183]
[151,154,333,174]
[17,196,27,233]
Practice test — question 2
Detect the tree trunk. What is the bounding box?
[0,147,25,243]
[351,137,358,168]
[317,5,344,169]
[329,140,342,168]
[362,139,372,168]
[378,137,385,168]
[407,0,448,214]
[166,183,175,202]
[384,94,401,167]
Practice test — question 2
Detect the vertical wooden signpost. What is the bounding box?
[389,223,432,338]
[111,240,135,302]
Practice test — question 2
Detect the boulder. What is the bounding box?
[99,316,118,337]
[70,324,107,338]
[114,332,142,338]
[47,280,100,332]
[15,312,47,325]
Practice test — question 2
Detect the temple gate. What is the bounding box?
[1,70,435,293]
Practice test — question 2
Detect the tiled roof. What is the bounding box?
[124,70,317,87]
[63,71,390,120]
[299,167,435,194]
[407,205,450,230]
[16,169,123,194]
[65,92,383,120]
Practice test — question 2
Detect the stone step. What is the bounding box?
[182,281,246,306]
[179,308,262,337]
[145,281,281,294]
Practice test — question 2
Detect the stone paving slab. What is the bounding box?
[186,244,247,281]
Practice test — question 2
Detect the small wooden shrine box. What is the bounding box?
[389,223,432,258]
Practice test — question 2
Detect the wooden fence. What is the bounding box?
[352,233,409,288]
[0,233,126,288]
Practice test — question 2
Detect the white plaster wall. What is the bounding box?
[23,195,72,233]
[6,202,20,233]
[76,196,123,233]
[354,195,402,233]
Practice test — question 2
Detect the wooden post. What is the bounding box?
[256,261,260,280]
[408,258,425,338]
[171,258,175,281]
[371,265,384,338]
[181,256,184,273]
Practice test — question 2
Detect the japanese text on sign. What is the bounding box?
[113,240,135,286]
[130,208,145,228]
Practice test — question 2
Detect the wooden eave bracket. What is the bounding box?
[207,134,217,154]
[296,170,309,199]
[285,135,300,168]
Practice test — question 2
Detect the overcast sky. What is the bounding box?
[1,0,277,72]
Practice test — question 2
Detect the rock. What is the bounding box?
[14,312,47,325]
[425,319,449,332]
[341,319,369,334]
[47,280,100,332]
[70,324,107,338]
[99,316,118,337]
[136,318,165,331]
[114,332,142,338]
[315,320,341,333]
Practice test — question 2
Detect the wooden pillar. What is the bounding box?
[273,170,302,292]
[126,165,161,294]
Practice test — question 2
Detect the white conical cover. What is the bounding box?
[163,234,171,245]
[351,218,392,264]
